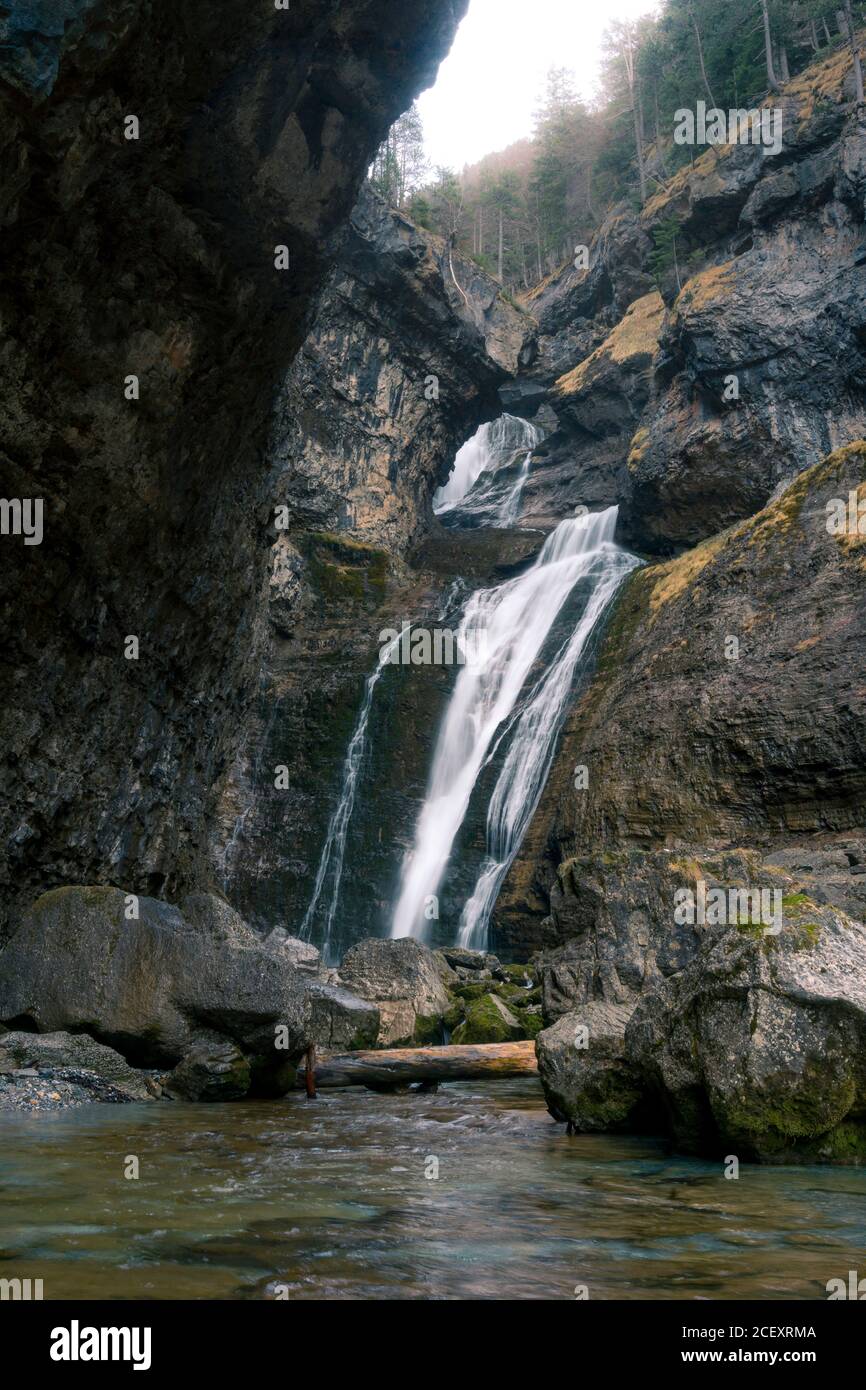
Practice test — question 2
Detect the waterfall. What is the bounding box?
[391,507,638,947]
[457,538,638,948]
[434,414,541,527]
[299,632,399,962]
[498,446,532,526]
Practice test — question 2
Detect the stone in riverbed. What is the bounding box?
[535,1002,646,1131]
[0,886,310,1097]
[626,903,866,1163]
[0,1029,154,1102]
[164,1034,251,1102]
[338,938,451,1047]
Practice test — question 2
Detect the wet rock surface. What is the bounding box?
[0,1028,156,1108]
[0,0,469,940]
[0,887,310,1094]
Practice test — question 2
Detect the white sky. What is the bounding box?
[417,0,659,171]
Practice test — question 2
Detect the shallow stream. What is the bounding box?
[2,1079,864,1300]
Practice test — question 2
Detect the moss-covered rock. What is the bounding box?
[451,993,522,1045]
[626,903,866,1162]
[413,1012,445,1046]
[450,980,493,1004]
[443,999,465,1031]
[518,1010,545,1040]
[495,963,538,988]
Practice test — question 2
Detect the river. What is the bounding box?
[2,1078,865,1300]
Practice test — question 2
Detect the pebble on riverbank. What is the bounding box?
[0,1067,154,1112]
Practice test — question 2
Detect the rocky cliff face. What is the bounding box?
[274,183,532,553]
[0,0,469,939]
[514,44,866,550]
[208,186,531,953]
[496,44,866,961]
[492,45,866,1160]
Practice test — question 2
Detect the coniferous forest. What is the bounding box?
[371,0,866,285]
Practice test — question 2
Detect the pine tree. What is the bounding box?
[649,214,682,291]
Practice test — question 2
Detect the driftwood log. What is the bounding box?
[296,1040,538,1091]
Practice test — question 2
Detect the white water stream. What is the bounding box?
[434,413,541,527]
[299,415,637,958]
[391,505,639,947]
[299,631,400,962]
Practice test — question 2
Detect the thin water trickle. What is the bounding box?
[300,631,401,962]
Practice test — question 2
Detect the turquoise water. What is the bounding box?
[2,1079,865,1300]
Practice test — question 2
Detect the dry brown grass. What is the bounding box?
[555,291,664,396]
[647,531,730,616]
[675,260,738,315]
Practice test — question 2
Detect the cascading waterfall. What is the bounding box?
[498,446,532,526]
[391,506,639,948]
[457,535,638,948]
[300,417,637,961]
[299,631,400,962]
[434,414,540,527]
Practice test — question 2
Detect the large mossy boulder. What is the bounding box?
[626,903,866,1162]
[535,1002,647,1131]
[338,938,451,1046]
[451,992,522,1044]
[0,887,311,1097]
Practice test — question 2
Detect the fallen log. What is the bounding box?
[296,1040,538,1091]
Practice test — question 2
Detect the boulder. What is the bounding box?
[338,938,451,1046]
[0,887,310,1096]
[306,982,380,1050]
[432,950,460,988]
[0,1029,153,1102]
[451,993,522,1044]
[535,1003,647,1131]
[264,929,322,973]
[497,378,548,415]
[626,902,866,1162]
[164,1035,251,1102]
[438,946,500,974]
[376,999,419,1048]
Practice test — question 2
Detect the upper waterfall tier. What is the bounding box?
[434,415,542,529]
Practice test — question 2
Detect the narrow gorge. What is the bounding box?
[2,0,866,1311]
